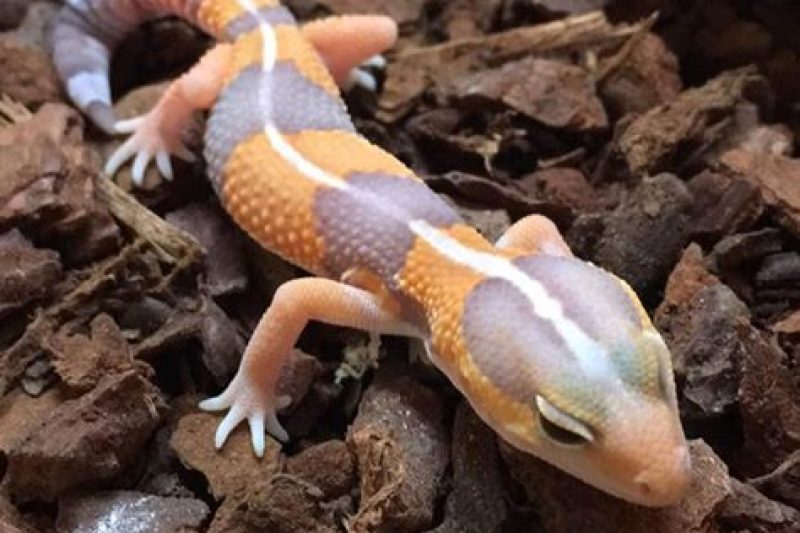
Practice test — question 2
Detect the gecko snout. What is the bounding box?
[632,443,691,506]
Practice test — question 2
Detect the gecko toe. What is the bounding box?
[249,413,266,457]
[114,116,145,134]
[215,404,246,449]
[266,411,289,443]
[198,394,231,412]
[156,151,174,181]
[131,150,152,186]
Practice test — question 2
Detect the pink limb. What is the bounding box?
[199,277,419,457]
[496,215,573,257]
[104,43,233,185]
[301,15,398,90]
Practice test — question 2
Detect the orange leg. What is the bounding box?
[199,277,419,457]
[496,215,573,257]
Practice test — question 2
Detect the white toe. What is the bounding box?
[104,140,136,177]
[156,151,173,181]
[266,411,288,443]
[114,116,145,134]
[199,395,230,411]
[215,405,245,449]
[250,414,266,457]
[131,150,151,186]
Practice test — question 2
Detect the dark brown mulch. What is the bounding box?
[2,0,800,531]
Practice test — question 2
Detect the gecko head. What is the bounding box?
[455,254,691,506]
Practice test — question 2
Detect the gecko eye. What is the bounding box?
[535,395,594,447]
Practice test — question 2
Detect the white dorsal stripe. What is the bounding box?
[238,0,277,68]
[408,220,616,379]
[265,125,346,188]
[235,0,346,189]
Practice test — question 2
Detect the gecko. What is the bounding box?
[52,0,691,506]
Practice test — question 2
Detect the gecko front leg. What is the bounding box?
[199,277,420,457]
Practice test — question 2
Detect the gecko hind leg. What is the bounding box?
[104,43,233,185]
[301,15,398,91]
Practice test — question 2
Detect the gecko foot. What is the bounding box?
[104,110,196,187]
[198,372,291,457]
[344,54,387,92]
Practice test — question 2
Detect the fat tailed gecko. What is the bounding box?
[52,0,691,506]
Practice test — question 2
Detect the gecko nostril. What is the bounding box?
[637,480,653,497]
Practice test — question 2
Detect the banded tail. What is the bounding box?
[51,0,286,133]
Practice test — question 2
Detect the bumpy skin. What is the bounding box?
[53,0,692,506]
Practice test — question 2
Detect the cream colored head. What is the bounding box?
[450,254,691,506]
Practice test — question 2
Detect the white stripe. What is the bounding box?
[408,220,616,379]
[236,0,277,69]
[265,125,345,188]
[235,0,346,189]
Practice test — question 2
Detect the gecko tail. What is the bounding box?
[51,0,205,134]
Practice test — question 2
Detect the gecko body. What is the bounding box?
[52,0,691,506]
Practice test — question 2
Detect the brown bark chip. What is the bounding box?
[0,387,63,456]
[47,313,139,393]
[0,493,37,533]
[735,328,800,477]
[0,0,29,31]
[0,104,121,264]
[6,371,165,501]
[451,57,608,131]
[687,171,763,244]
[715,479,800,533]
[285,440,356,500]
[654,245,749,418]
[170,412,283,500]
[618,67,759,176]
[208,474,340,533]
[166,202,249,298]
[601,32,682,117]
[346,372,449,532]
[0,229,62,318]
[0,37,62,109]
[431,403,507,533]
[568,173,693,299]
[721,148,800,238]
[749,450,800,510]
